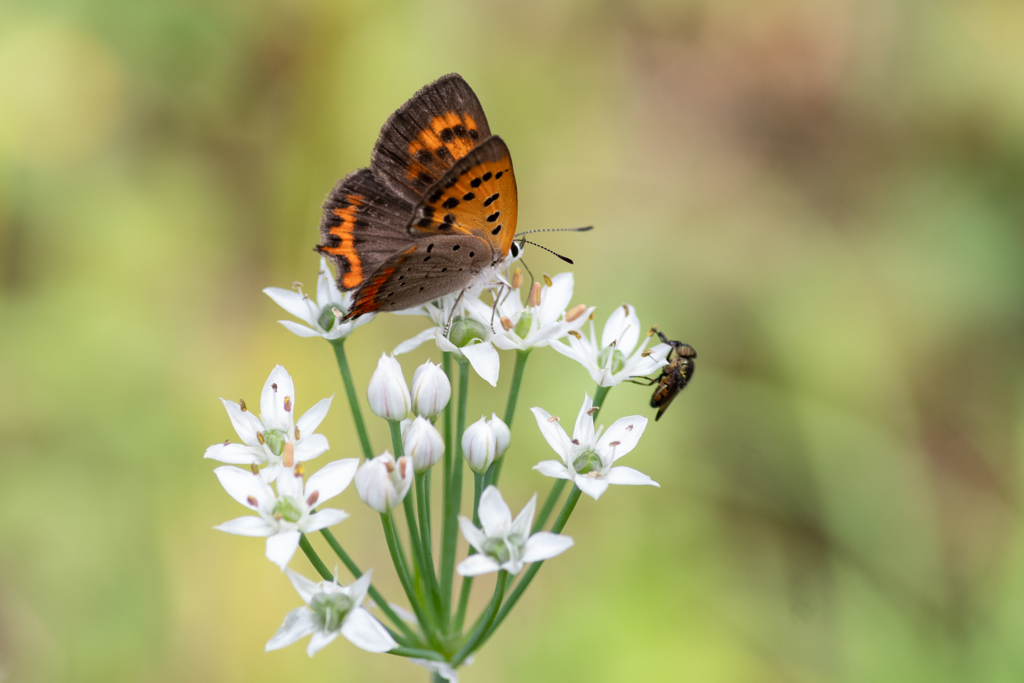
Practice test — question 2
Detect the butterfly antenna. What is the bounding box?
[520,240,575,265]
[514,226,593,237]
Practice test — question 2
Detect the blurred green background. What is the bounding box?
[3,0,1024,681]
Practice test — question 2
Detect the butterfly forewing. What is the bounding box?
[316,169,416,292]
[408,136,518,260]
[371,74,492,204]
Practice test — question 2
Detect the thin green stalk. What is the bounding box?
[592,384,610,412]
[451,571,508,667]
[532,479,567,533]
[416,473,442,616]
[485,349,529,487]
[387,647,447,662]
[452,471,485,631]
[319,528,420,645]
[330,339,373,459]
[440,357,469,628]
[442,352,453,484]
[299,533,332,580]
[382,512,440,649]
[476,485,582,650]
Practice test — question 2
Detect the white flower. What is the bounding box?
[402,416,445,473]
[410,658,470,682]
[530,393,658,500]
[263,257,375,340]
[410,360,451,419]
[367,354,411,421]
[462,417,497,474]
[204,365,332,482]
[457,486,573,576]
[492,273,592,352]
[488,414,511,458]
[354,451,414,513]
[550,303,671,387]
[266,568,397,656]
[393,292,503,387]
[213,459,359,569]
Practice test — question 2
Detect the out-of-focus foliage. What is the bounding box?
[2,0,1023,681]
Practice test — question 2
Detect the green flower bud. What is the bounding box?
[449,316,488,348]
[514,311,533,338]
[318,304,338,331]
[572,449,603,475]
[597,347,627,375]
[482,537,511,564]
[262,429,288,457]
[272,496,303,523]
[310,592,354,632]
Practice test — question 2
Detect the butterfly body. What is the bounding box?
[316,74,519,318]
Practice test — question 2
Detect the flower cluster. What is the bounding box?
[203,255,683,672]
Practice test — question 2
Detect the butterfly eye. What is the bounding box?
[510,243,520,259]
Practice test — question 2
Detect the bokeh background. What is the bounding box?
[3,0,1024,681]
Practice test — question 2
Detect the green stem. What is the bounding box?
[592,384,610,413]
[485,349,529,488]
[319,529,420,645]
[442,352,453,485]
[387,647,447,662]
[330,339,373,459]
[416,473,442,615]
[451,571,508,667]
[532,479,567,533]
[476,486,582,650]
[452,471,485,631]
[299,533,332,580]
[381,512,440,649]
[440,357,469,628]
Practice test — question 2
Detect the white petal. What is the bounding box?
[341,607,398,653]
[279,320,323,338]
[306,458,359,503]
[285,569,320,603]
[306,629,339,657]
[263,287,316,324]
[261,462,282,483]
[533,460,573,480]
[276,467,304,499]
[596,416,648,462]
[574,474,610,500]
[294,434,330,462]
[296,396,333,435]
[266,530,302,570]
[572,393,595,446]
[537,272,574,325]
[214,516,274,536]
[529,407,573,462]
[214,466,274,508]
[265,606,317,651]
[316,258,338,308]
[461,342,500,387]
[491,334,522,351]
[204,442,261,465]
[521,532,574,563]
[220,398,264,447]
[261,366,296,430]
[457,554,501,576]
[303,508,349,531]
[511,493,537,538]
[600,304,641,356]
[605,466,660,488]
[477,485,512,538]
[393,328,437,355]
[434,331,460,354]
[458,516,487,554]
[350,568,373,607]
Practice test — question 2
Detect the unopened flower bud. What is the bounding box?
[367,354,411,421]
[528,282,542,308]
[463,417,498,474]
[410,361,451,419]
[355,451,413,513]
[565,304,587,322]
[403,416,445,473]
[487,413,511,457]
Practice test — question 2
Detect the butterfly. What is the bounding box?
[315,74,520,319]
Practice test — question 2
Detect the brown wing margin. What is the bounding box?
[316,169,415,291]
[370,74,492,204]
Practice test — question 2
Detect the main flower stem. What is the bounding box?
[451,570,508,667]
[452,471,485,631]
[300,533,409,646]
[330,338,373,459]
[484,349,529,488]
[319,528,420,645]
[416,472,442,618]
[381,512,440,650]
[476,485,583,651]
[440,357,469,630]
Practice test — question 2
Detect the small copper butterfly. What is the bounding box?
[316,74,520,319]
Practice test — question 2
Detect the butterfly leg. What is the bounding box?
[488,283,508,334]
[443,289,467,339]
[624,376,659,386]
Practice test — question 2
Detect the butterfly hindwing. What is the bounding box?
[408,135,518,259]
[345,233,494,316]
[316,168,416,291]
[371,74,492,204]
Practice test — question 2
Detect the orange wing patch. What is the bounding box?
[405,112,481,182]
[319,194,365,289]
[345,246,416,319]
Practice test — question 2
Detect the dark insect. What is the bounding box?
[634,327,696,421]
